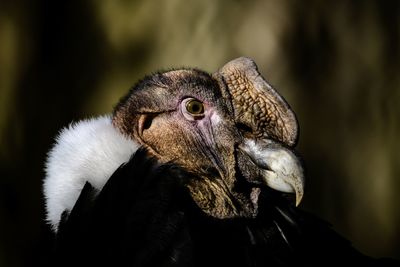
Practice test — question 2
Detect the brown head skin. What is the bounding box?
[112,57,304,219]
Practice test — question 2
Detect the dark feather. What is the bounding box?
[54,149,399,267]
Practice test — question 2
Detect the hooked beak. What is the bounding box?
[239,138,304,206]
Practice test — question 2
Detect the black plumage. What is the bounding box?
[54,149,398,267]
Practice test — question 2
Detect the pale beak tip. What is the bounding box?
[295,190,304,207]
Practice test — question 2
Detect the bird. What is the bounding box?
[43,57,399,266]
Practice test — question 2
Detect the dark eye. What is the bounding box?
[185,99,204,115]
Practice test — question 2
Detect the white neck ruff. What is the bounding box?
[43,115,139,231]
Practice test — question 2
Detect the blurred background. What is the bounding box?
[0,0,399,266]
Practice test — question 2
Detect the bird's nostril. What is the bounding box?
[236,123,254,137]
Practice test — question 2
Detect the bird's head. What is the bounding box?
[112,57,304,219]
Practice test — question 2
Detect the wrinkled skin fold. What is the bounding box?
[215,57,304,206]
[113,57,304,219]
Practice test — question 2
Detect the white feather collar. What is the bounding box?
[43,115,139,231]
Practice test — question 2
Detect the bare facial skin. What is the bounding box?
[113,57,304,219]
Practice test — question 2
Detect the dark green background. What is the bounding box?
[0,1,399,266]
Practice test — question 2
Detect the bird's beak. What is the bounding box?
[214,57,304,206]
[239,138,304,206]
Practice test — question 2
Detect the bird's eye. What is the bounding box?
[181,98,205,120]
[185,99,204,115]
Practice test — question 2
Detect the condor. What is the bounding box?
[44,58,397,266]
